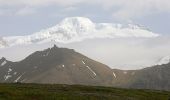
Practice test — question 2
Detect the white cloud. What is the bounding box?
[98,0,170,19]
[64,36,170,69]
[0,0,170,18]
[0,0,86,6]
[1,36,170,70]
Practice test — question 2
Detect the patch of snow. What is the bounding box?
[8,68,12,73]
[62,65,65,68]
[86,66,96,76]
[4,68,13,81]
[1,60,7,66]
[82,61,85,64]
[14,72,25,83]
[4,75,12,81]
[72,64,76,66]
[112,72,116,78]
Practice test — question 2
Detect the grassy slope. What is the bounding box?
[0,83,170,100]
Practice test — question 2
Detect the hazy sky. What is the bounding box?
[0,0,170,36]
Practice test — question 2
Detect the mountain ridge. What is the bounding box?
[0,45,170,90]
[0,45,113,86]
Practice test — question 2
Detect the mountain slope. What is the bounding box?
[129,64,170,90]
[2,17,159,48]
[0,45,113,86]
[0,45,170,90]
[112,63,170,91]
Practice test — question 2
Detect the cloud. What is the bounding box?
[0,0,83,16]
[0,0,86,7]
[0,0,170,19]
[98,0,170,19]
[63,36,170,69]
[1,36,170,70]
[98,0,170,20]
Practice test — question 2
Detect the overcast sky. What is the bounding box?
[0,0,170,69]
[0,0,170,36]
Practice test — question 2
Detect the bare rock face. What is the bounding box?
[0,45,114,86]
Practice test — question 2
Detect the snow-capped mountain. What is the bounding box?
[1,17,159,48]
[156,56,170,65]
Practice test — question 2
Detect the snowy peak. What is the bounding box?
[58,17,95,33]
[43,17,95,40]
[1,17,159,48]
[156,56,170,65]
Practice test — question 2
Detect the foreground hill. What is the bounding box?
[0,83,170,100]
[0,45,113,86]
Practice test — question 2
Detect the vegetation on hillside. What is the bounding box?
[0,83,170,100]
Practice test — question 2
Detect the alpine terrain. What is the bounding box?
[0,45,170,91]
[0,45,113,86]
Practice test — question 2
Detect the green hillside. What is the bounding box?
[0,83,170,100]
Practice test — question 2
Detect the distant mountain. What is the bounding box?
[112,63,170,91]
[1,17,159,48]
[0,45,170,90]
[0,45,113,86]
[156,56,170,65]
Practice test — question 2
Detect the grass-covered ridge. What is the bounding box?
[0,83,170,100]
